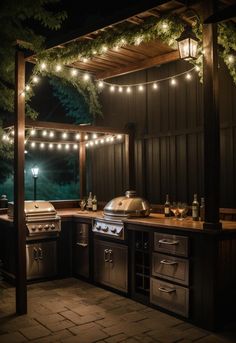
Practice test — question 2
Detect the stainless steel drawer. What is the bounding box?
[152,252,189,286]
[150,277,189,318]
[154,233,188,257]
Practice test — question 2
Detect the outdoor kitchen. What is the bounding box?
[0,1,236,342]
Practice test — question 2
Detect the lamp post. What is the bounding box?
[31,166,39,201]
[177,27,199,60]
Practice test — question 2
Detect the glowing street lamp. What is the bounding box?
[31,166,39,201]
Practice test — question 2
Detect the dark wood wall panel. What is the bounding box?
[93,59,236,206]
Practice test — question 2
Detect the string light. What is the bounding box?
[138,85,144,91]
[25,85,30,91]
[49,131,54,138]
[71,68,78,76]
[62,132,68,139]
[127,87,131,93]
[42,130,47,136]
[186,73,192,80]
[82,58,88,63]
[65,144,70,150]
[98,81,104,88]
[55,65,62,72]
[117,134,122,140]
[153,83,158,90]
[92,134,97,139]
[32,76,39,83]
[57,144,62,150]
[75,133,80,140]
[118,86,123,92]
[170,78,177,86]
[228,55,234,63]
[83,73,90,81]
[40,143,45,149]
[110,85,115,92]
[31,142,36,148]
[73,144,78,149]
[49,143,53,149]
[40,62,46,70]
[85,134,88,140]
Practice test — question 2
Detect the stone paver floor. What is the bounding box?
[0,278,235,343]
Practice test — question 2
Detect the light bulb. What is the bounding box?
[49,143,53,149]
[62,132,67,139]
[31,142,35,148]
[55,65,62,72]
[228,55,234,63]
[162,22,168,30]
[49,131,54,138]
[93,134,97,139]
[41,62,46,70]
[186,73,192,80]
[117,134,122,140]
[111,137,114,142]
[57,144,62,150]
[101,139,104,144]
[30,129,36,136]
[85,134,88,140]
[118,86,123,92]
[25,85,30,91]
[21,91,25,97]
[106,137,110,142]
[75,133,80,140]
[90,141,94,146]
[73,144,78,149]
[71,68,78,76]
[110,85,115,92]
[83,73,90,81]
[153,83,158,90]
[82,58,88,63]
[85,143,89,147]
[138,85,144,91]
[92,50,97,55]
[42,130,47,136]
[32,76,39,83]
[40,143,45,148]
[95,140,99,145]
[195,65,200,72]
[65,144,69,150]
[102,45,108,52]
[126,86,131,93]
[170,78,176,86]
[98,81,104,88]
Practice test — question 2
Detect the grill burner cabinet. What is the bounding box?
[8,201,61,240]
[93,218,124,240]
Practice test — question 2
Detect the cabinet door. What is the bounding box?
[109,242,128,293]
[26,243,39,280]
[94,240,110,286]
[38,241,57,278]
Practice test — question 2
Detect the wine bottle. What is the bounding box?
[92,195,97,211]
[200,197,205,221]
[192,194,199,221]
[164,194,171,217]
[87,192,93,211]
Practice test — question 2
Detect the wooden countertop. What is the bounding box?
[1,209,236,233]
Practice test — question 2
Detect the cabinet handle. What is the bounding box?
[158,287,176,294]
[76,242,88,247]
[38,248,43,260]
[33,247,38,260]
[158,239,179,245]
[160,259,178,266]
[108,249,113,263]
[104,249,109,262]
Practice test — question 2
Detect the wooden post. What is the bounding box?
[14,48,27,313]
[202,0,222,230]
[124,124,135,190]
[79,134,86,199]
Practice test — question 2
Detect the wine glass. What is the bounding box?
[170,202,179,219]
[177,202,188,220]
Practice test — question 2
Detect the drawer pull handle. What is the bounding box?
[160,259,178,266]
[158,239,179,245]
[104,249,109,262]
[76,242,88,247]
[158,287,176,294]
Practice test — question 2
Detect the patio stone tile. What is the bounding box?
[105,333,129,342]
[0,332,27,343]
[19,324,51,340]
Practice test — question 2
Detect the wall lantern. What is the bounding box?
[177,27,199,60]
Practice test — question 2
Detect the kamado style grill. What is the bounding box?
[93,191,150,240]
[8,200,61,240]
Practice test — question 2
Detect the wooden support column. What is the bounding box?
[202,0,222,230]
[125,124,135,190]
[14,48,27,314]
[79,134,86,199]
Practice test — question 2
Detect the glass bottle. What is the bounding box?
[200,197,205,221]
[192,193,199,221]
[87,192,93,211]
[164,194,171,217]
[92,195,97,211]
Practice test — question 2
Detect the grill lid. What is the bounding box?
[7,200,57,220]
[103,191,150,218]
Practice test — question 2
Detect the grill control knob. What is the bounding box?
[102,226,109,232]
[31,226,36,231]
[111,228,117,234]
[51,224,55,230]
[44,224,49,230]
[96,225,101,230]
[38,225,43,230]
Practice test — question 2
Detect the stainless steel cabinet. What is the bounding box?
[26,240,57,280]
[94,239,128,293]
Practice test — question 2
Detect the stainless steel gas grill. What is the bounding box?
[93,191,150,240]
[8,200,61,240]
[7,201,61,280]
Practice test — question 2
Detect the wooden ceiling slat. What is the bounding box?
[95,50,180,80]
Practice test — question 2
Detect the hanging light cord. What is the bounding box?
[102,66,196,87]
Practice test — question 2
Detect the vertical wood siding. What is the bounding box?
[93,60,236,206]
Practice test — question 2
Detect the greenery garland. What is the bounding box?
[31,13,236,118]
